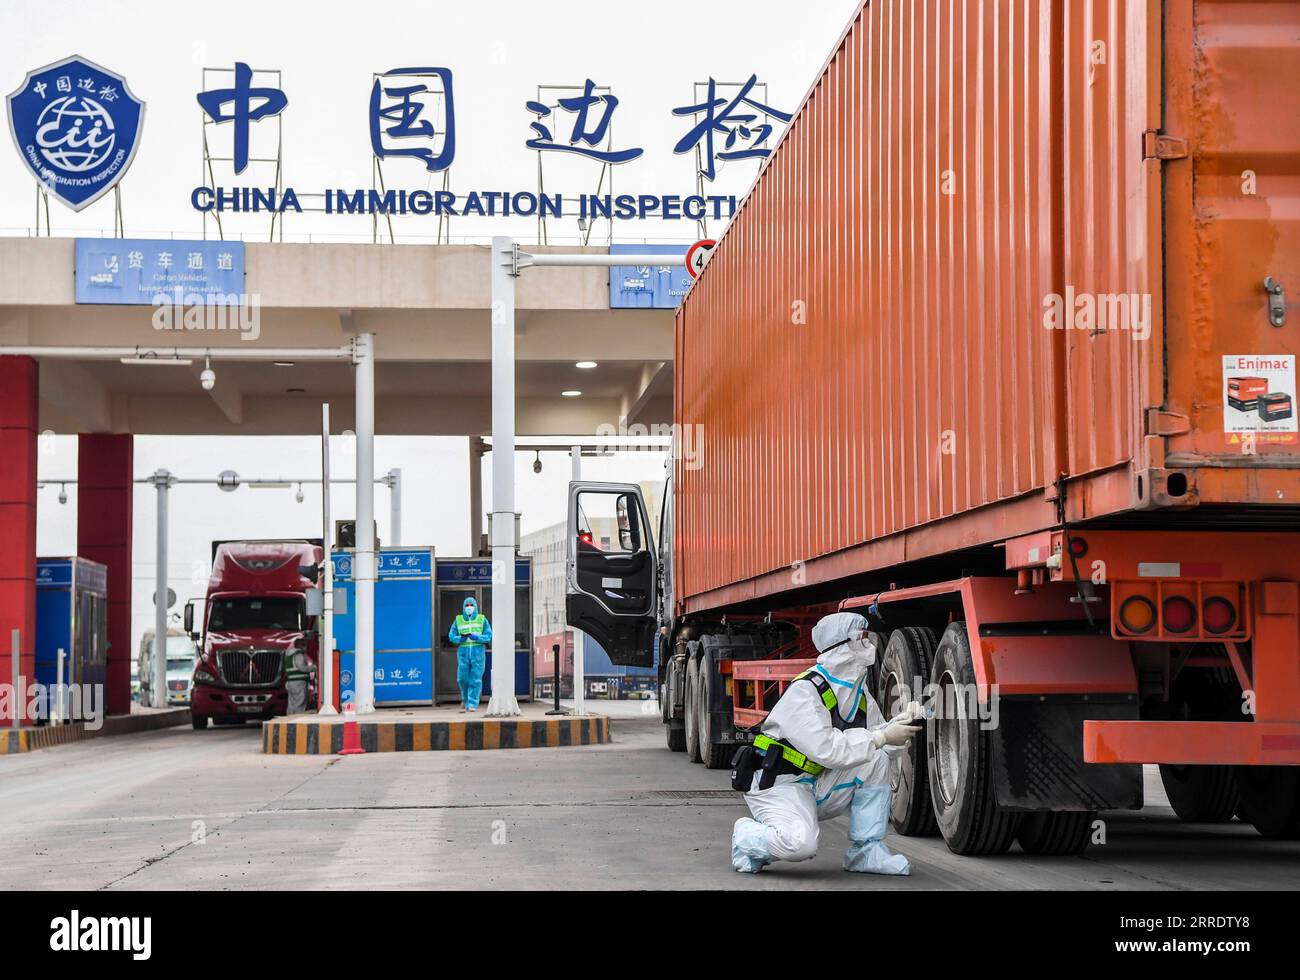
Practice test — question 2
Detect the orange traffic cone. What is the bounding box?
[338,700,366,755]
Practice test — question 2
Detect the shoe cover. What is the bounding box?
[731,817,772,873]
[844,783,911,875]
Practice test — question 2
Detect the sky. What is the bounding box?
[6,0,863,654]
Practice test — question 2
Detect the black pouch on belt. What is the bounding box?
[757,744,784,791]
[730,744,758,792]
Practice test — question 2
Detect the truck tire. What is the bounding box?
[684,652,703,763]
[927,622,1023,855]
[1156,665,1242,823]
[662,657,687,752]
[878,627,939,837]
[1236,766,1300,839]
[1016,810,1096,856]
[191,714,208,730]
[698,640,732,769]
[666,720,687,752]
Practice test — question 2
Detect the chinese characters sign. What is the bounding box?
[74,238,244,305]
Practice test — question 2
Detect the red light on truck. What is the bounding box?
[1162,595,1197,634]
[1067,536,1088,558]
[1203,596,1237,635]
[1118,596,1157,634]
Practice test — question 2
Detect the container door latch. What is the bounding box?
[1265,277,1287,328]
[1143,131,1189,161]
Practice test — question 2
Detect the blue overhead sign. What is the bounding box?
[74,238,244,305]
[609,244,694,309]
[435,558,530,586]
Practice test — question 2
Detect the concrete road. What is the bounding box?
[0,714,1295,890]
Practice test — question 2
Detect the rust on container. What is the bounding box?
[674,0,1300,616]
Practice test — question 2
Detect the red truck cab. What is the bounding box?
[187,541,321,729]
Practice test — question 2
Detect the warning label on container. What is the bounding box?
[1223,354,1297,445]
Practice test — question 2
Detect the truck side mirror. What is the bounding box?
[183,600,194,635]
[298,564,320,584]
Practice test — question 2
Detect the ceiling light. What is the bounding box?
[575,361,597,369]
[273,361,295,367]
[562,390,582,397]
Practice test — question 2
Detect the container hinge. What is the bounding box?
[1143,132,1189,161]
[1146,408,1190,437]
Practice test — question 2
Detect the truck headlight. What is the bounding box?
[194,669,218,685]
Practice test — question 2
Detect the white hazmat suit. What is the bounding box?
[731,612,921,875]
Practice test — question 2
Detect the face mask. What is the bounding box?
[465,605,477,618]
[845,635,877,667]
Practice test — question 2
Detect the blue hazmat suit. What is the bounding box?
[449,597,492,711]
[731,612,921,875]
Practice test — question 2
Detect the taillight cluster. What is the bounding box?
[1113,581,1248,641]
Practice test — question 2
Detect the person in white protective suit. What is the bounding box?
[730,611,924,874]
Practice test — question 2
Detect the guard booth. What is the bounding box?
[435,557,533,704]
[35,557,108,714]
[332,547,436,706]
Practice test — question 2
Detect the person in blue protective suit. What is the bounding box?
[730,611,923,875]
[448,596,492,712]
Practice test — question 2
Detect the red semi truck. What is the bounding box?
[566,0,1300,856]
[186,540,322,729]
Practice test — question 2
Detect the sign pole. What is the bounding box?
[319,403,337,715]
[152,469,172,710]
[486,237,521,717]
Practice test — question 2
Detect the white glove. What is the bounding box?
[872,719,922,749]
[889,700,925,725]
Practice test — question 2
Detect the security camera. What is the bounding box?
[200,356,215,391]
[295,485,305,504]
[533,451,542,474]
[57,485,68,505]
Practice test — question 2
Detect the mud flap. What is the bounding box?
[991,697,1144,811]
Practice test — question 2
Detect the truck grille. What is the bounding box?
[217,649,283,686]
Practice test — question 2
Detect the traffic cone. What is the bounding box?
[338,700,366,755]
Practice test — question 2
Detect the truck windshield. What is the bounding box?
[208,597,303,632]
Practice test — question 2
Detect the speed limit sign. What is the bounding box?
[685,239,717,279]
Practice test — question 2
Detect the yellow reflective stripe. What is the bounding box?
[753,734,825,776]
[820,688,838,710]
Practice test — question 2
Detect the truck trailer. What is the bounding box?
[567,0,1300,856]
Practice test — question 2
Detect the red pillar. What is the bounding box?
[0,357,37,724]
[78,434,134,717]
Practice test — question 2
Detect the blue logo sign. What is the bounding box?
[6,55,146,211]
[609,244,695,310]
[74,238,244,305]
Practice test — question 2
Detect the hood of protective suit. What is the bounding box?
[463,597,479,618]
[811,612,877,721]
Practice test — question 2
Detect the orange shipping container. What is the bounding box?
[674,0,1300,615]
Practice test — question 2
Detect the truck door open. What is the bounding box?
[566,482,657,668]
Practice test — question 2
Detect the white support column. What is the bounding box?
[486,237,520,717]
[571,445,586,718]
[151,468,173,710]
[318,403,337,715]
[353,334,376,714]
[388,468,402,547]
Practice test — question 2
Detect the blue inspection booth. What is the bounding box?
[434,557,533,704]
[35,557,108,694]
[332,551,533,706]
[332,547,436,706]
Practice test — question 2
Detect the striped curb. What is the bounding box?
[263,714,611,754]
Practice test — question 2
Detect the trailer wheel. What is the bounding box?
[698,641,732,769]
[1156,665,1242,822]
[927,622,1023,855]
[878,627,939,836]
[1016,811,1096,856]
[666,720,687,752]
[191,714,208,730]
[1236,766,1300,839]
[684,651,703,763]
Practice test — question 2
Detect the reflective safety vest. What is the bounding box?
[753,668,872,776]
[454,613,488,645]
